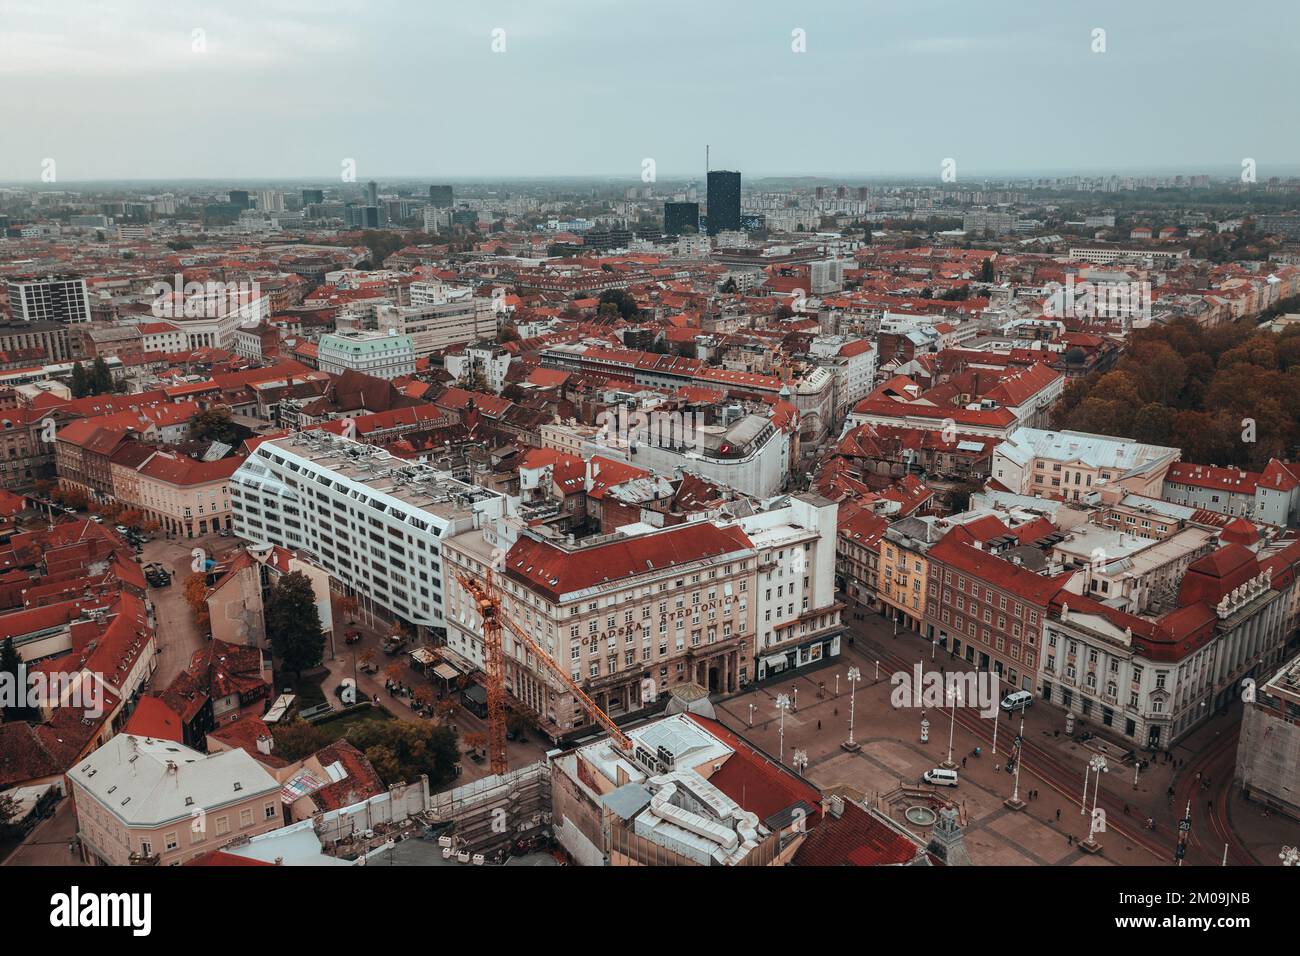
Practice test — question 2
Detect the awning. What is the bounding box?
[762,653,789,672]
[432,662,459,681]
[410,647,436,666]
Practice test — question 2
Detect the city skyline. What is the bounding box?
[5,0,1300,182]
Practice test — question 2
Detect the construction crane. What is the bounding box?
[457,571,632,777]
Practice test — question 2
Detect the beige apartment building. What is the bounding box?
[992,428,1180,503]
[70,734,282,866]
[128,452,241,537]
[441,520,757,742]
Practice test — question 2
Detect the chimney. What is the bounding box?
[256,734,273,756]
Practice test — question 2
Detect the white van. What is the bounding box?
[1001,690,1032,713]
[923,768,959,787]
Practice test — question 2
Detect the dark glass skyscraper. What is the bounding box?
[429,185,454,208]
[663,201,700,236]
[706,170,741,235]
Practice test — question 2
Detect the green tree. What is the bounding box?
[270,719,332,760]
[596,289,639,320]
[0,637,32,722]
[347,719,460,788]
[70,362,90,398]
[91,357,113,394]
[188,407,241,445]
[266,571,325,678]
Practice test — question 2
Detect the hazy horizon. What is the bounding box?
[4,0,1299,182]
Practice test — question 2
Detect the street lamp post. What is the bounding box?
[1005,716,1026,811]
[792,749,808,776]
[835,674,840,698]
[748,703,755,728]
[1081,754,1108,853]
[776,694,791,762]
[842,667,861,752]
[942,686,961,769]
[990,674,1000,756]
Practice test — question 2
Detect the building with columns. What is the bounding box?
[1040,541,1298,750]
[441,520,757,743]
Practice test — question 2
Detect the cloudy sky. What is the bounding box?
[3,0,1298,182]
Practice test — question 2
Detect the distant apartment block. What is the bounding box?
[6,275,93,324]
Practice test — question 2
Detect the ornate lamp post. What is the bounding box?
[792,749,808,776]
[1080,754,1108,854]
[946,686,967,775]
[776,694,791,762]
[842,667,862,752]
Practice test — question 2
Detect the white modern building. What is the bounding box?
[229,432,508,635]
[730,493,843,682]
[6,275,93,324]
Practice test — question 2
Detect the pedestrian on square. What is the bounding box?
[961,756,967,768]
[1056,808,1061,821]
[817,719,822,731]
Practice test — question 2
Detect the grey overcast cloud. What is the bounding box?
[3,0,1299,181]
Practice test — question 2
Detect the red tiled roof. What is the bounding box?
[686,715,823,825]
[927,532,1070,606]
[505,523,753,600]
[123,696,184,743]
[185,850,275,867]
[792,800,921,866]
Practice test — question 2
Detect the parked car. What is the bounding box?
[923,768,960,787]
[381,634,407,655]
[1000,690,1033,713]
[345,629,363,645]
[89,515,103,524]
[115,525,130,535]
